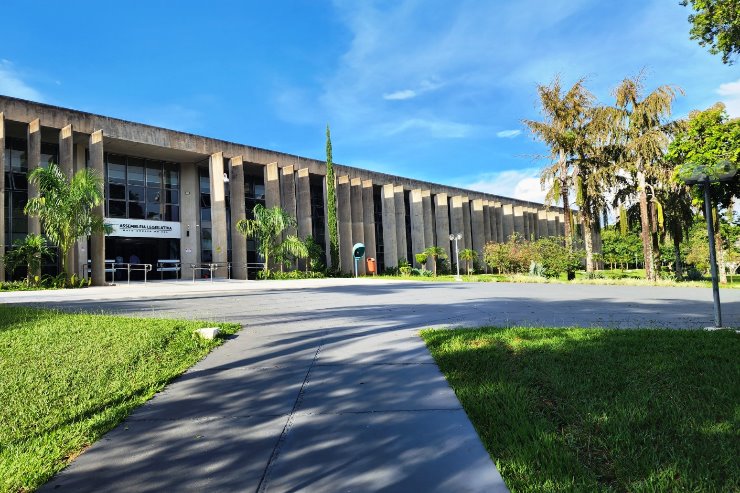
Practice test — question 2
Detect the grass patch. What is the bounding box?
[421,327,739,492]
[0,306,240,493]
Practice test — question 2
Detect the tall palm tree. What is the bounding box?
[236,204,308,275]
[25,163,108,282]
[459,248,478,275]
[612,74,681,281]
[423,246,448,277]
[524,76,594,251]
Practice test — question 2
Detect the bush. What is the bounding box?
[257,270,326,280]
[584,271,606,279]
[684,267,704,281]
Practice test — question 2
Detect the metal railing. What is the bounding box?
[190,262,232,282]
[120,263,153,284]
[156,260,181,280]
[81,259,117,284]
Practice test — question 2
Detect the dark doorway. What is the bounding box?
[106,237,180,280]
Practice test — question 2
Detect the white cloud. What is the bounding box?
[383,89,417,100]
[380,118,474,139]
[0,60,43,101]
[455,168,548,203]
[496,129,521,138]
[717,78,740,118]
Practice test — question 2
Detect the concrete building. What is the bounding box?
[0,96,596,283]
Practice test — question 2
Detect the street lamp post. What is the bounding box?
[449,233,462,281]
[680,159,737,329]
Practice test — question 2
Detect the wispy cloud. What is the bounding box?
[0,60,43,101]
[380,118,475,138]
[455,167,548,203]
[496,129,521,138]
[383,89,417,100]
[717,78,740,117]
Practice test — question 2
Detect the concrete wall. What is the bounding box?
[208,152,229,277]
[350,178,365,275]
[381,184,397,269]
[410,189,425,267]
[434,193,450,260]
[337,175,352,273]
[394,185,407,263]
[361,180,377,271]
[229,156,247,279]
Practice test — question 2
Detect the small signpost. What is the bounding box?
[353,243,365,278]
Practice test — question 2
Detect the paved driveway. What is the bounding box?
[6,279,737,492]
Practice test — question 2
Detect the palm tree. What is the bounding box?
[236,204,308,275]
[459,248,478,275]
[24,163,109,282]
[524,77,594,251]
[423,246,448,277]
[612,74,681,281]
[3,234,52,285]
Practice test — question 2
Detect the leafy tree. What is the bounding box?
[236,204,308,275]
[325,125,339,269]
[3,234,52,285]
[415,253,428,271]
[423,246,448,276]
[601,226,643,269]
[484,241,511,274]
[525,77,594,252]
[24,163,109,282]
[681,0,740,64]
[303,236,326,273]
[534,237,584,278]
[459,248,478,274]
[612,74,681,281]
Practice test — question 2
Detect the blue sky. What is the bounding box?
[1,0,738,202]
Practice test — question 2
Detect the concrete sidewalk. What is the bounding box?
[37,279,508,492]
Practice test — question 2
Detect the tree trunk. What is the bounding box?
[672,226,682,279]
[582,205,594,273]
[559,151,572,248]
[637,171,655,281]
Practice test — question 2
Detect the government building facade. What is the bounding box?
[0,96,596,284]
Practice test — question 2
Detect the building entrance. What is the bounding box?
[105,237,180,280]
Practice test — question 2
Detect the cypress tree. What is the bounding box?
[326,125,339,268]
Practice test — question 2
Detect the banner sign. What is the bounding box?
[106,218,181,239]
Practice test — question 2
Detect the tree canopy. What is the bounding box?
[682,0,740,64]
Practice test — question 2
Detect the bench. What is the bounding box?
[157,259,181,280]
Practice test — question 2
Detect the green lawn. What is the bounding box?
[421,327,739,492]
[0,306,240,493]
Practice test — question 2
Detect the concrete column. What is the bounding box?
[494,203,504,243]
[337,175,353,274]
[264,162,280,209]
[180,164,199,273]
[229,156,247,279]
[557,213,565,236]
[450,196,464,243]
[58,124,76,277]
[323,176,332,267]
[281,165,297,239]
[547,211,557,237]
[502,204,514,241]
[513,206,525,236]
[538,210,548,239]
[27,119,41,235]
[471,199,485,261]
[462,198,472,250]
[89,130,105,286]
[381,184,397,269]
[0,113,4,281]
[209,152,229,277]
[361,180,377,270]
[409,189,425,267]
[296,168,312,240]
[350,178,365,275]
[394,185,407,263]
[422,191,433,249]
[483,201,492,245]
[434,193,450,260]
[75,143,88,278]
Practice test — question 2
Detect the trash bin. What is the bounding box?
[366,257,377,275]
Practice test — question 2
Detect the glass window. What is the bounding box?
[146,203,161,220]
[10,149,27,172]
[165,205,180,222]
[146,164,162,186]
[128,202,145,219]
[147,189,161,203]
[165,189,179,204]
[127,161,145,185]
[108,163,126,184]
[108,200,126,218]
[164,164,179,187]
[200,208,211,222]
[128,186,145,202]
[199,174,210,193]
[108,183,126,200]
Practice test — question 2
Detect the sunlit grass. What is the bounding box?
[0,306,240,493]
[422,327,739,492]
